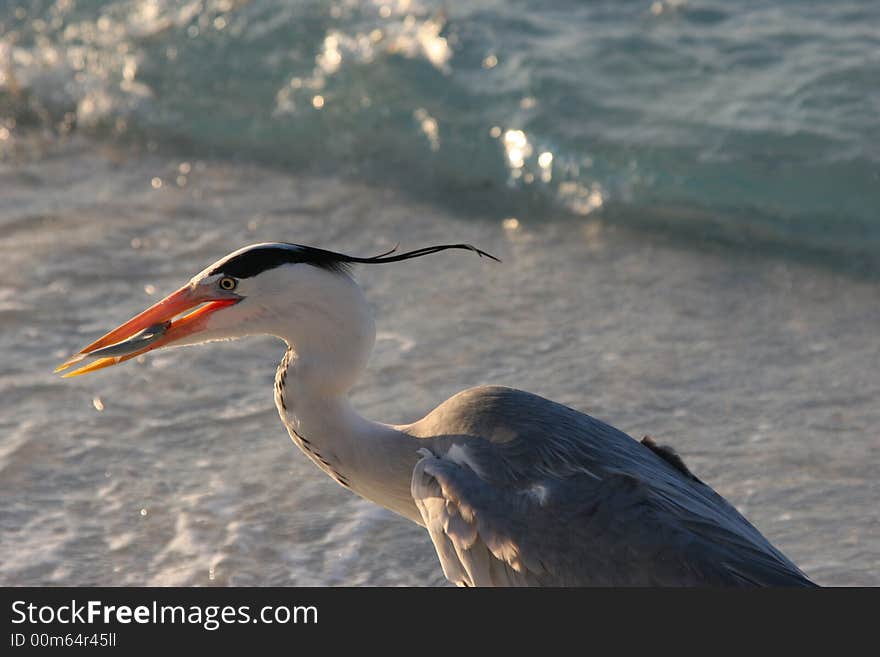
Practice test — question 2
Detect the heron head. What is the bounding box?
[55,242,498,378]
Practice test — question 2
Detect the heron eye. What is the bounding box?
[218,276,237,291]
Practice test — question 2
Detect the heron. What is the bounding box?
[56,242,816,586]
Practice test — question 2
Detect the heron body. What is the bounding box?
[58,242,816,587]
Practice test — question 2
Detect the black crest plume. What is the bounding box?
[339,243,500,266]
[210,242,501,279]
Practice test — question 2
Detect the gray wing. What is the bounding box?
[412,451,547,586]
[408,386,816,587]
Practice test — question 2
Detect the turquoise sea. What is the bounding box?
[3,0,879,270]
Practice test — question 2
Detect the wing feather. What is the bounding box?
[413,455,546,586]
[406,386,816,587]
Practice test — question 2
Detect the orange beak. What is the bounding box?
[55,284,240,378]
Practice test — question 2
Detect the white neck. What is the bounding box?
[256,267,423,523]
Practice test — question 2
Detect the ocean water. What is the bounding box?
[3,0,880,268]
[1,1,879,586]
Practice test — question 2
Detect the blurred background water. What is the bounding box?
[0,0,878,585]
[4,0,880,269]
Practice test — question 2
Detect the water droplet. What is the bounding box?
[92,397,104,412]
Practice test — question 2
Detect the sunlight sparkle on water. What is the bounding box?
[558,181,604,215]
[503,129,532,170]
[272,5,453,116]
[538,151,554,182]
[414,108,440,151]
[317,35,343,75]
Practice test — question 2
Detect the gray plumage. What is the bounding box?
[406,386,815,587]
